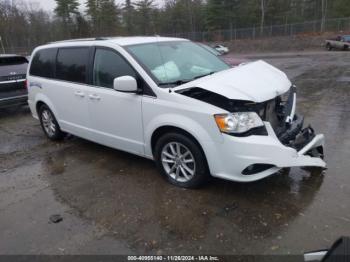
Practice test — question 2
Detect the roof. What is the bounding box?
[49,36,188,47]
[107,36,187,46]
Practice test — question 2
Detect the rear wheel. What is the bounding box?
[154,132,210,188]
[38,104,65,141]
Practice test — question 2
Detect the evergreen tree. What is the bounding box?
[123,0,135,35]
[54,0,79,23]
[86,0,100,34]
[54,0,80,38]
[329,0,350,18]
[2,0,350,53]
[206,0,225,30]
[134,0,156,35]
[74,13,91,38]
[86,0,121,36]
[99,0,121,36]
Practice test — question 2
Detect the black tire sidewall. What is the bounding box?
[154,132,209,188]
[39,105,64,141]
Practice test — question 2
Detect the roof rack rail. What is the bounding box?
[48,37,111,44]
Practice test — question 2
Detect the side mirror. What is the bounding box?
[113,76,138,93]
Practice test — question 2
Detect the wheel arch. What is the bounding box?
[150,125,211,172]
[151,126,201,154]
[34,94,59,121]
[36,101,46,114]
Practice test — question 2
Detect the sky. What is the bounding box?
[22,0,163,12]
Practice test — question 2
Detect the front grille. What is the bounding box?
[0,74,26,82]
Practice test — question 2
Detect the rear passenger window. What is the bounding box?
[56,48,89,84]
[30,49,57,78]
[93,48,136,88]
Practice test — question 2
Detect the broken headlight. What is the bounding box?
[214,112,265,135]
[279,85,296,105]
[280,89,290,103]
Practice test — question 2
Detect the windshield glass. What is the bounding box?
[198,43,221,56]
[126,41,230,86]
[343,35,350,41]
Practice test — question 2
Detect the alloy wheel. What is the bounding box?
[161,142,196,183]
[41,109,56,137]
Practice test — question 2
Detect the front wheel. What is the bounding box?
[154,133,210,188]
[326,43,332,51]
[39,104,65,141]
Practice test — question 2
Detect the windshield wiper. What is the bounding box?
[158,72,217,87]
[158,79,191,87]
[194,71,216,80]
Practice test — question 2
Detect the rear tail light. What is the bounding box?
[24,79,28,89]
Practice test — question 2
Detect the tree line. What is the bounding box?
[0,0,349,52]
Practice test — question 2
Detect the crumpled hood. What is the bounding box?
[175,60,291,103]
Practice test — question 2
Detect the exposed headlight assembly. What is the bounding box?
[280,85,296,104]
[280,89,290,103]
[214,112,265,135]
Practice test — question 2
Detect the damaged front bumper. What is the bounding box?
[265,120,326,168]
[193,85,326,182]
[205,115,326,183]
[277,114,324,158]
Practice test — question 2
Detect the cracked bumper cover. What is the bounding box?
[204,118,326,183]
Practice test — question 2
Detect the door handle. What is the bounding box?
[89,94,101,101]
[74,91,85,98]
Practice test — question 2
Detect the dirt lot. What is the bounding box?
[224,32,350,53]
[0,51,349,256]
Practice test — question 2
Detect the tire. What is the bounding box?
[344,45,349,51]
[38,104,65,141]
[154,132,210,188]
[326,43,332,51]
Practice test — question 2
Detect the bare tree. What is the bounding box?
[260,0,266,34]
[1,0,350,54]
[321,0,328,32]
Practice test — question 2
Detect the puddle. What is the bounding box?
[42,141,326,254]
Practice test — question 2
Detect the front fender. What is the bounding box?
[144,113,223,158]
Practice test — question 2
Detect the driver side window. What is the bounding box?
[93,48,136,89]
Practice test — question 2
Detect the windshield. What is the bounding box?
[126,41,230,87]
[198,43,221,56]
[343,35,350,41]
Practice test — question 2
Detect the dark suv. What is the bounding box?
[0,54,28,108]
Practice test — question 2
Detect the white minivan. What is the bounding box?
[27,37,326,188]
